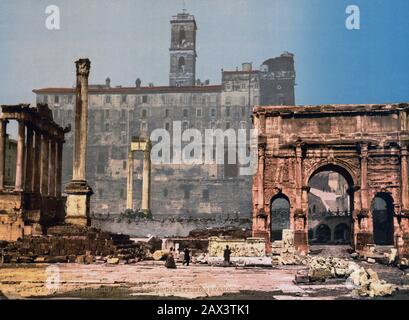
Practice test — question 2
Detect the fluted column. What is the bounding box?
[15,121,25,191]
[40,134,49,196]
[360,143,369,212]
[48,138,56,196]
[65,58,93,227]
[126,151,134,210]
[72,59,90,181]
[24,125,34,192]
[32,130,42,193]
[0,120,7,191]
[55,140,63,197]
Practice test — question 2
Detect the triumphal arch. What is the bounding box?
[252,103,409,258]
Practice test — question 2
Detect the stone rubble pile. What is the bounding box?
[295,255,396,298]
[0,225,157,264]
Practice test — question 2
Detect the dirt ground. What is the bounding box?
[1,260,408,300]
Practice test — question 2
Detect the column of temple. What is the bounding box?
[24,125,34,192]
[40,134,49,195]
[15,121,26,191]
[141,144,151,214]
[32,129,42,193]
[0,120,7,191]
[48,138,56,196]
[126,151,134,210]
[55,140,63,197]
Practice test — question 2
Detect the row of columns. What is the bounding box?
[0,119,63,197]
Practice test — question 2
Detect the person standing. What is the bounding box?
[223,245,231,266]
[165,247,177,269]
[183,247,190,266]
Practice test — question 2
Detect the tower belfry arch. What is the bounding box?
[126,136,151,215]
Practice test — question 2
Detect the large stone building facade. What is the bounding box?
[33,12,296,223]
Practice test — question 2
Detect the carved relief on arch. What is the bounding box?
[303,157,359,187]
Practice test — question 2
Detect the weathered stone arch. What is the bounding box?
[304,160,358,188]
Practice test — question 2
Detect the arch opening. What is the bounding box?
[308,164,354,245]
[371,193,394,246]
[270,193,290,241]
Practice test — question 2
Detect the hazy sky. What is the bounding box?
[1,0,409,107]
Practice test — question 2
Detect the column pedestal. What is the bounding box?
[65,180,93,226]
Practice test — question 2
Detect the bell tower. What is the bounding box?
[169,11,197,87]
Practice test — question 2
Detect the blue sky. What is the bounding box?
[0,0,408,107]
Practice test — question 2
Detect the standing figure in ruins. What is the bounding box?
[165,247,177,269]
[183,247,190,266]
[223,245,232,266]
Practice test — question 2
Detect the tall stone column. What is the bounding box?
[401,145,409,211]
[294,143,308,255]
[55,140,63,197]
[48,138,56,196]
[65,58,93,226]
[141,144,151,215]
[0,120,7,191]
[40,134,49,196]
[32,130,42,193]
[24,125,34,192]
[126,151,134,210]
[15,121,25,191]
[356,142,373,251]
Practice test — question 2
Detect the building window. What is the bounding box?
[120,123,126,131]
[54,95,59,104]
[123,161,127,170]
[163,189,168,197]
[182,121,189,131]
[141,122,148,132]
[240,121,246,129]
[105,123,110,132]
[211,108,216,117]
[196,108,202,117]
[141,109,147,118]
[43,95,48,103]
[226,122,231,130]
[178,57,185,72]
[142,95,148,103]
[165,122,170,131]
[105,110,110,118]
[121,95,127,104]
[105,95,111,104]
[120,189,124,199]
[226,106,231,117]
[121,109,126,120]
[67,110,72,119]
[203,189,209,201]
[183,109,188,117]
[67,95,73,104]
[165,109,170,118]
[241,106,246,117]
[97,165,105,174]
[179,26,186,44]
[184,189,190,200]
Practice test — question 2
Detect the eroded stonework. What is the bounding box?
[253,103,409,258]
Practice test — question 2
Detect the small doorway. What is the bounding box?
[371,193,394,245]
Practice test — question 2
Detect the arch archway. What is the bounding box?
[334,223,351,243]
[316,224,331,243]
[270,193,290,241]
[307,163,354,245]
[371,193,394,245]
